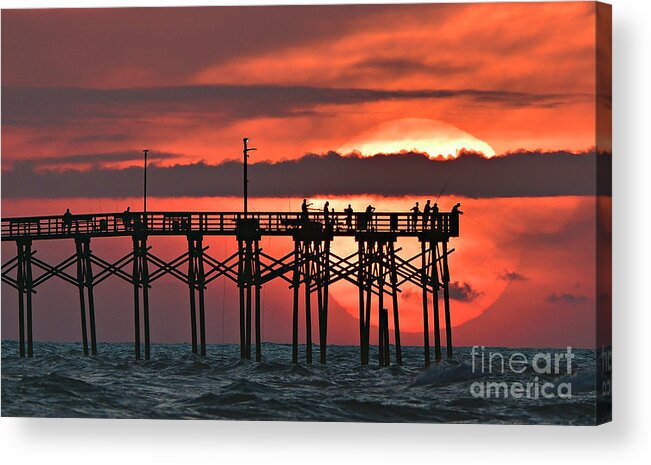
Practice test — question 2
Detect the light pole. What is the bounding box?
[143,149,148,228]
[242,138,257,215]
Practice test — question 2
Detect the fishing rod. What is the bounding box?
[435,176,455,204]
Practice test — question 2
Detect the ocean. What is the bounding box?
[1,341,598,424]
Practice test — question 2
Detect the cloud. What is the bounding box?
[448,281,482,302]
[1,85,590,128]
[498,270,530,282]
[546,293,590,305]
[1,150,611,199]
[17,150,179,167]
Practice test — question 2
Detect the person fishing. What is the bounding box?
[122,206,132,231]
[323,201,331,230]
[365,204,376,231]
[344,204,354,231]
[451,202,463,234]
[431,201,440,230]
[62,208,73,233]
[423,200,431,230]
[410,202,420,231]
[301,199,312,223]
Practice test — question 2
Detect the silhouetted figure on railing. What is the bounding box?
[423,200,431,230]
[62,208,73,234]
[324,201,331,231]
[410,202,420,231]
[365,204,376,231]
[451,202,463,235]
[301,199,312,223]
[344,204,354,231]
[431,202,439,231]
[122,206,133,231]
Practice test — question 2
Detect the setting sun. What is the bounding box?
[338,118,496,159]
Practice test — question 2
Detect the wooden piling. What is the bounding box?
[304,242,313,365]
[421,241,431,367]
[388,241,402,365]
[254,240,261,362]
[431,241,442,363]
[442,240,453,358]
[188,239,198,354]
[132,239,141,361]
[75,238,89,356]
[84,241,97,356]
[26,244,33,358]
[291,241,300,364]
[197,242,207,357]
[17,241,25,358]
[357,241,365,365]
[237,240,245,359]
[142,246,150,361]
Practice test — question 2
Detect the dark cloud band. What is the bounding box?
[2,150,611,199]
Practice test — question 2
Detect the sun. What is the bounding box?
[338,118,496,159]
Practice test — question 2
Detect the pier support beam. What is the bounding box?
[356,235,401,366]
[16,239,34,358]
[132,234,150,360]
[442,240,453,358]
[291,236,330,365]
[237,239,261,360]
[236,218,263,362]
[75,237,97,356]
[188,235,207,356]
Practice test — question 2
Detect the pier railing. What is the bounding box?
[1,211,460,241]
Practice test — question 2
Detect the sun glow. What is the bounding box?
[338,118,496,159]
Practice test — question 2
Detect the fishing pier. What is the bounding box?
[2,210,460,367]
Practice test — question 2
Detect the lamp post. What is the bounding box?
[242,138,257,216]
[143,149,148,228]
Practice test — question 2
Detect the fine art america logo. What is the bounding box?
[470,346,575,399]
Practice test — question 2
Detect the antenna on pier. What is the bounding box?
[143,149,149,221]
[242,138,257,215]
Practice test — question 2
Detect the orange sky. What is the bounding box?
[2,2,604,167]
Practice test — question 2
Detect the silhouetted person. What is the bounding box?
[62,208,73,233]
[323,201,331,230]
[365,204,375,231]
[423,200,431,230]
[451,202,463,235]
[122,206,132,231]
[344,204,354,231]
[301,199,312,223]
[410,202,420,231]
[431,202,439,230]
